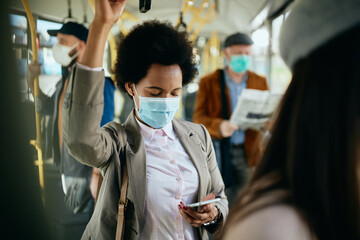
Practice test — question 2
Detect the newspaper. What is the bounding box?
[229,89,282,131]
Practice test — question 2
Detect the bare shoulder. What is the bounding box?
[223,204,312,240]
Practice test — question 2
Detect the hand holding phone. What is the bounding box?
[178,193,220,228]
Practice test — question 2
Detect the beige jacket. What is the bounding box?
[62,66,228,240]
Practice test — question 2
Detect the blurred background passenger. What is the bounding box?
[193,32,268,206]
[220,0,360,239]
[27,21,114,239]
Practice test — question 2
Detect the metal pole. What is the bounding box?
[21,0,45,203]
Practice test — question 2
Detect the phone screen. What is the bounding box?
[187,198,220,208]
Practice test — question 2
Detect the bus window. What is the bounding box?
[251,26,269,78]
[10,13,28,101]
[36,19,62,97]
[270,14,291,94]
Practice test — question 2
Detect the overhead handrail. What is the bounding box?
[21,0,45,203]
[63,0,78,23]
[177,0,218,43]
[175,11,187,33]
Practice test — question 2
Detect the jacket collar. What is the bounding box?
[123,111,146,231]
[123,110,143,152]
[172,118,207,201]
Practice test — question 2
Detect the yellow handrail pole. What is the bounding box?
[186,0,207,33]
[21,0,45,200]
[189,2,217,43]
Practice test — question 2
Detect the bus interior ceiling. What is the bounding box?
[9,0,271,39]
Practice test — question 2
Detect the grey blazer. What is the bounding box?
[62,66,228,240]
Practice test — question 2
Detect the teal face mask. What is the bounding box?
[229,55,251,73]
[133,85,180,129]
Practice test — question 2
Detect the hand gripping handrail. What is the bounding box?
[21,0,45,203]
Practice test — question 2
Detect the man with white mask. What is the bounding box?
[193,32,269,207]
[27,21,106,239]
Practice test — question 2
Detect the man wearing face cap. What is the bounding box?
[27,21,114,239]
[193,32,268,206]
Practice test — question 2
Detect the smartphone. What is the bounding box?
[187,198,220,208]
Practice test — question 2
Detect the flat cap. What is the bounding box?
[224,32,253,48]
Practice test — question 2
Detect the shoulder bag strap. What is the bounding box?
[95,125,127,204]
[94,125,129,240]
[219,69,229,120]
[94,171,103,206]
[94,164,128,240]
[116,160,128,240]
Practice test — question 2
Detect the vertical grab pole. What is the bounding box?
[21,0,45,201]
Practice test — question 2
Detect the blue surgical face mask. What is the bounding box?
[229,55,251,73]
[133,84,181,129]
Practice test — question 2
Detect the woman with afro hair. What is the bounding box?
[61,0,228,239]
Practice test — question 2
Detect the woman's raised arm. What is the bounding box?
[81,0,126,68]
[62,0,127,168]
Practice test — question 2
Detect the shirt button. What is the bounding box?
[175,194,181,200]
[176,177,181,181]
[178,235,183,239]
[170,160,175,164]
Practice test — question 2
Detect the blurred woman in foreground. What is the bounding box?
[220,0,360,239]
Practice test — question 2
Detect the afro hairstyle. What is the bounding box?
[114,20,198,94]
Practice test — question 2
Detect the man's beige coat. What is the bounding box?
[62,66,228,240]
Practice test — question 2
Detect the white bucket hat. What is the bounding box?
[279,0,360,70]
